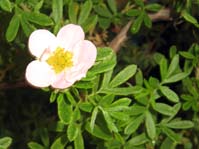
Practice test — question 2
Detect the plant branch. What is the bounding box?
[109,8,172,52]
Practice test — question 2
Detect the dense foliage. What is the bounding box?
[0,0,199,148]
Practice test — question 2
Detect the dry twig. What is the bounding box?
[109,8,172,52]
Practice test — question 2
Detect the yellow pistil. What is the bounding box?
[46,47,73,74]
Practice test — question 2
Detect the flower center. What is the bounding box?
[46,47,73,74]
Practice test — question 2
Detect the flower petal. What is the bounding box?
[57,24,85,50]
[73,40,97,69]
[62,40,97,83]
[51,72,74,89]
[25,60,54,87]
[28,30,56,58]
[63,65,86,83]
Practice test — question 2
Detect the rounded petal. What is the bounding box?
[51,72,74,89]
[28,30,56,58]
[73,40,97,69]
[57,24,85,50]
[61,40,97,83]
[64,65,87,83]
[25,60,54,87]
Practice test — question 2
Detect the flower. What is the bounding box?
[25,24,97,89]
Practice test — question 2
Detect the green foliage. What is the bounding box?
[0,0,199,149]
[0,137,12,149]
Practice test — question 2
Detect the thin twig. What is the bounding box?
[109,8,172,52]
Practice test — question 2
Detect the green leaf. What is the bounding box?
[90,107,98,132]
[68,1,78,23]
[99,94,115,106]
[182,100,193,111]
[48,121,66,132]
[135,69,143,85]
[125,114,144,134]
[182,10,198,26]
[79,102,93,112]
[110,64,137,87]
[0,137,12,148]
[149,77,159,88]
[28,142,44,149]
[99,86,143,96]
[145,3,162,12]
[74,130,84,149]
[107,0,117,14]
[78,0,92,25]
[96,47,114,61]
[179,51,195,59]
[52,0,63,23]
[39,128,49,147]
[131,12,144,33]
[74,81,93,89]
[82,15,98,32]
[20,15,36,36]
[24,12,53,26]
[166,120,194,129]
[58,98,72,124]
[0,0,12,12]
[107,105,130,112]
[85,122,112,141]
[101,108,118,132]
[50,91,57,103]
[161,127,181,142]
[109,111,129,121]
[111,98,131,107]
[169,46,177,59]
[67,123,79,141]
[159,86,179,103]
[50,135,68,149]
[98,17,111,29]
[166,54,179,77]
[34,0,44,12]
[90,53,116,74]
[135,0,144,7]
[153,103,176,116]
[6,14,20,42]
[101,70,113,89]
[65,91,76,105]
[145,111,156,139]
[126,9,141,17]
[125,133,149,147]
[163,72,188,84]
[143,12,152,28]
[72,107,81,122]
[94,5,112,18]
[130,104,146,116]
[159,56,168,81]
[160,137,176,149]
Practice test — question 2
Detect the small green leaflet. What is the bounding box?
[159,86,179,103]
[0,137,12,149]
[6,14,20,42]
[50,135,68,149]
[78,0,92,25]
[58,98,72,124]
[28,142,44,149]
[0,0,12,12]
[67,123,79,141]
[110,64,137,87]
[165,120,194,129]
[145,111,156,139]
[90,107,98,132]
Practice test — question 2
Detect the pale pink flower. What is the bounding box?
[25,24,97,89]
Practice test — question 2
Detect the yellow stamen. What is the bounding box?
[46,47,73,73]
